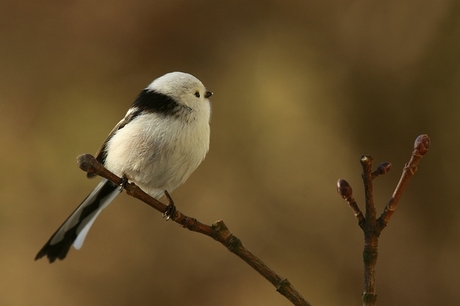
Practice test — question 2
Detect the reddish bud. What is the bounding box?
[414,134,430,156]
[374,162,392,176]
[337,179,353,199]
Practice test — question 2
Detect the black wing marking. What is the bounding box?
[87,89,180,178]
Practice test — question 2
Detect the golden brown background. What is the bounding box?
[2,1,459,305]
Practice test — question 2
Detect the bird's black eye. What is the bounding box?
[194,91,200,98]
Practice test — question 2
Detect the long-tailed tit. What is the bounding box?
[35,72,212,263]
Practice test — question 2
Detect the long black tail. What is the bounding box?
[35,179,120,263]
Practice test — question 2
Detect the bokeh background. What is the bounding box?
[2,1,459,305]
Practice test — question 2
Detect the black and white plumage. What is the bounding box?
[35,72,212,263]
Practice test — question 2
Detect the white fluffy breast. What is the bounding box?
[104,108,210,199]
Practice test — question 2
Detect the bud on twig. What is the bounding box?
[337,179,353,200]
[414,134,430,156]
[372,162,392,178]
[337,179,364,227]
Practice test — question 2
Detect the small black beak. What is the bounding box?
[205,91,213,98]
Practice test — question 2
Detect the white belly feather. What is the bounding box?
[104,112,210,199]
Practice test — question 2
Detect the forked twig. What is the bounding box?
[337,134,430,306]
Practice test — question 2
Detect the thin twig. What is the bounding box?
[377,134,430,230]
[77,154,311,306]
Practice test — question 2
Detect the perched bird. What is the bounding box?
[35,72,212,263]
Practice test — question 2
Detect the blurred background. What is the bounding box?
[1,0,459,305]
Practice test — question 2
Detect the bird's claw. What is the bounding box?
[119,175,129,192]
[162,190,176,220]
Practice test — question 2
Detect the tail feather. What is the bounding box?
[35,179,121,263]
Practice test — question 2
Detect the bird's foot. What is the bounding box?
[119,175,129,192]
[162,190,176,220]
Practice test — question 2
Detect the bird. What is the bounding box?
[35,72,212,263]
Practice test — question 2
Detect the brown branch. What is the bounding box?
[377,134,430,230]
[77,154,311,306]
[336,134,430,306]
[360,156,378,305]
